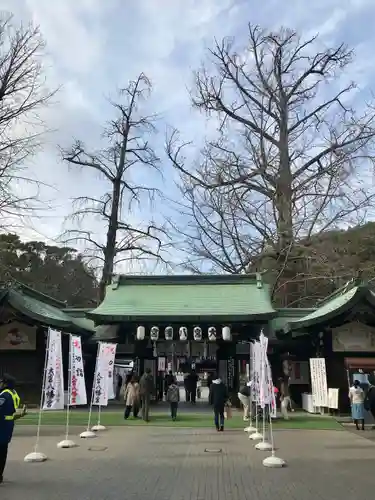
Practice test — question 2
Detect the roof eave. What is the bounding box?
[284,286,366,333]
[86,311,276,325]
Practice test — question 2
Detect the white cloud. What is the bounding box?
[5,0,375,270]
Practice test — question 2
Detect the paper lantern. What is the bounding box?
[208,326,216,342]
[222,326,231,341]
[165,326,173,340]
[136,326,145,341]
[193,326,202,341]
[150,326,159,341]
[179,326,188,341]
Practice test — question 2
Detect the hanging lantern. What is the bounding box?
[193,326,202,341]
[222,326,231,341]
[150,326,159,341]
[179,326,188,341]
[165,326,173,340]
[208,326,216,342]
[136,325,145,341]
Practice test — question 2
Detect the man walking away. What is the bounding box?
[188,370,199,404]
[164,370,174,398]
[166,377,180,421]
[279,376,291,420]
[209,374,228,431]
[184,374,190,402]
[139,368,154,422]
[0,374,27,484]
[238,380,252,421]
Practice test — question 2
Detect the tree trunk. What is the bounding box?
[99,178,121,302]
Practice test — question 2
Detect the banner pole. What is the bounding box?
[249,340,263,440]
[244,341,256,433]
[24,328,51,462]
[80,342,100,439]
[57,334,76,448]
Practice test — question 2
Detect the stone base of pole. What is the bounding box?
[24,451,48,462]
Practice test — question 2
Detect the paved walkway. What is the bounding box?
[2,426,375,500]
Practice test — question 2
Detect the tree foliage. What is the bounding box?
[167,25,375,305]
[0,14,55,225]
[61,73,169,300]
[0,233,98,307]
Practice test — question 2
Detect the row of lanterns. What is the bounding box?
[136,325,232,342]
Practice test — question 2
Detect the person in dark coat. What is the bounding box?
[0,374,27,483]
[365,382,375,426]
[164,370,174,397]
[139,368,154,422]
[209,374,228,431]
[187,370,199,404]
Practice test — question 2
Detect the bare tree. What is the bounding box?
[167,25,375,304]
[61,74,170,301]
[0,13,55,226]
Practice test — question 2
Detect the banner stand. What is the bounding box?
[245,342,257,434]
[255,334,272,450]
[80,343,99,439]
[24,329,52,463]
[92,406,106,432]
[249,342,263,440]
[58,334,77,448]
[262,412,286,468]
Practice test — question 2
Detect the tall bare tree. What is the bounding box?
[0,13,54,225]
[167,25,375,305]
[61,74,169,301]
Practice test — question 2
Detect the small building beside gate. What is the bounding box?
[0,282,96,403]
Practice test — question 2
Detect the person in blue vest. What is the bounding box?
[0,374,27,484]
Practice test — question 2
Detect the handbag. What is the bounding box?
[224,403,232,419]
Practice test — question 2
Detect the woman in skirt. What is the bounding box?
[349,379,365,430]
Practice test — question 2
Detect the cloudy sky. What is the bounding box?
[5,0,375,270]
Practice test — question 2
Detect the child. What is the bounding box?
[166,377,180,421]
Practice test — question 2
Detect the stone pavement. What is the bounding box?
[2,425,375,500]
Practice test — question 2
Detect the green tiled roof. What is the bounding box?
[8,289,71,328]
[284,284,372,332]
[87,274,276,322]
[1,287,95,335]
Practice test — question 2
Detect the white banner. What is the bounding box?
[69,335,87,406]
[259,332,273,408]
[310,358,328,407]
[107,343,117,400]
[252,342,261,403]
[42,329,64,410]
[92,342,117,406]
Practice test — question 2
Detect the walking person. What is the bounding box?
[365,381,375,427]
[279,376,291,420]
[164,370,174,399]
[123,375,140,419]
[166,377,180,421]
[184,374,190,402]
[209,374,228,432]
[238,380,252,421]
[349,379,365,430]
[116,373,123,401]
[188,369,199,404]
[0,374,27,484]
[139,368,154,422]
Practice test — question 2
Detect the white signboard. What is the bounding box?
[328,388,339,409]
[309,358,328,407]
